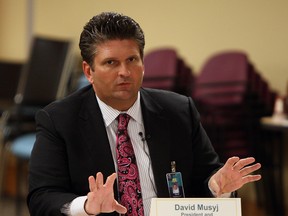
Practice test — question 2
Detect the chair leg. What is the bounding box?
[15,158,22,216]
[0,142,9,197]
[0,145,4,197]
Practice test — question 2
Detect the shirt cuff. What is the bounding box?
[209,187,232,198]
[70,196,90,216]
[208,179,232,198]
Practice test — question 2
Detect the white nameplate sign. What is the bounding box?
[150,198,242,216]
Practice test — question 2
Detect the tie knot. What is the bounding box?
[118,113,130,129]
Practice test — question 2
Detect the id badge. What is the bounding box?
[166,172,185,198]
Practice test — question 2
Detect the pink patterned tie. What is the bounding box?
[116,113,144,216]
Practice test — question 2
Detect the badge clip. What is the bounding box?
[171,161,176,173]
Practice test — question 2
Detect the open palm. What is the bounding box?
[209,157,261,197]
[85,172,127,215]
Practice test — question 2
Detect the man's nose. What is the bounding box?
[118,64,131,76]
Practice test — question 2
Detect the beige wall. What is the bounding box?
[1,0,287,95]
[0,0,27,62]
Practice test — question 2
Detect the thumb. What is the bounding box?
[114,201,127,214]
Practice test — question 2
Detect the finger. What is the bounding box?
[96,172,104,189]
[242,174,262,184]
[240,163,261,176]
[224,156,240,169]
[105,173,117,188]
[88,176,96,192]
[233,157,256,171]
[114,200,127,214]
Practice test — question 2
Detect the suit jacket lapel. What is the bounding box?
[140,89,171,197]
[78,89,116,178]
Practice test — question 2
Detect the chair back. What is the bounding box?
[143,48,178,90]
[14,36,72,107]
[0,62,22,113]
[1,36,73,141]
[0,62,22,101]
[193,51,259,107]
[192,50,276,161]
[143,48,193,96]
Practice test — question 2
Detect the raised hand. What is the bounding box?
[209,156,261,197]
[85,172,127,215]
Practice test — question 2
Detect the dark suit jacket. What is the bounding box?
[28,85,222,216]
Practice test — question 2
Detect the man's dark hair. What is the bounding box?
[79,12,145,67]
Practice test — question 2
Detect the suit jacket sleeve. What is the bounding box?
[27,87,119,216]
[28,109,78,216]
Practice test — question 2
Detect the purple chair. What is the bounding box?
[192,51,270,161]
[143,48,193,96]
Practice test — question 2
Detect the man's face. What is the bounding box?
[83,39,144,111]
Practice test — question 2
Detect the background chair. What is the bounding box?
[0,35,73,215]
[142,48,194,96]
[192,51,277,161]
[0,61,22,114]
[192,50,279,214]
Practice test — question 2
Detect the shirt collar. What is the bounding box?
[96,92,143,127]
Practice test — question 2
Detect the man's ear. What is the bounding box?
[82,61,94,84]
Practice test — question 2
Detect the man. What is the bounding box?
[27,12,261,216]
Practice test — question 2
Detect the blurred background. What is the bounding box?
[1,0,288,95]
[0,0,288,215]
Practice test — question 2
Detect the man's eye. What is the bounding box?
[106,60,114,65]
[128,57,137,62]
